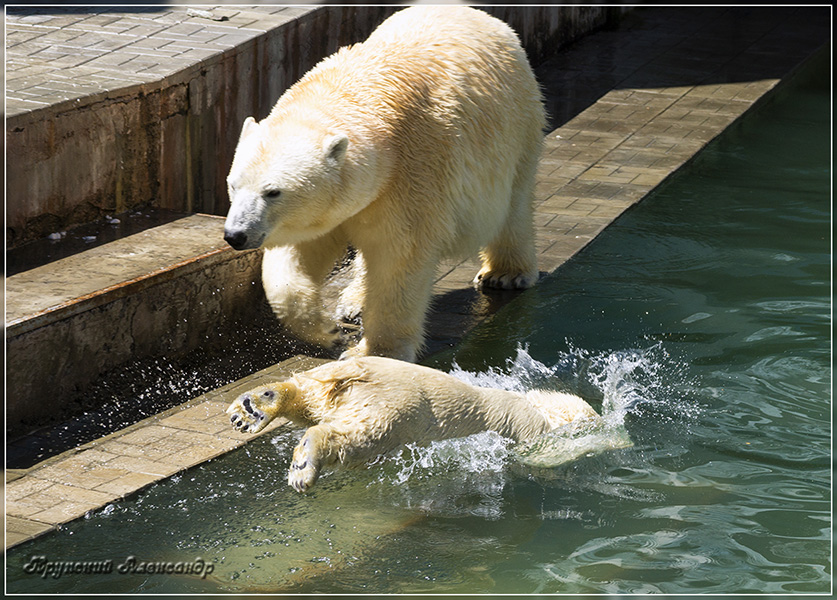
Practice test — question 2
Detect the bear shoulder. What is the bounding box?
[293,359,372,413]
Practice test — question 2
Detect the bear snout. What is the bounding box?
[224,229,250,250]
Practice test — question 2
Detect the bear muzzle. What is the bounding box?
[223,229,249,250]
[224,229,264,250]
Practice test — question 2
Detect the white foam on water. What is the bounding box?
[367,344,694,493]
[381,430,514,487]
[366,430,514,519]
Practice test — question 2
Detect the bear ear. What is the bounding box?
[239,116,259,141]
[324,133,349,164]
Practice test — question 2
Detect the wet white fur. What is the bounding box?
[227,357,599,492]
[224,6,545,361]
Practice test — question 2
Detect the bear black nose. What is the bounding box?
[224,230,248,250]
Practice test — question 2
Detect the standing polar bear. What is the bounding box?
[224,6,546,361]
[227,357,600,492]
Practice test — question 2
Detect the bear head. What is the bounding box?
[223,116,354,250]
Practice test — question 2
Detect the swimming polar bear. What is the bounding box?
[227,357,600,492]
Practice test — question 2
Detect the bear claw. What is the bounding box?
[228,404,265,433]
[288,468,317,493]
[475,269,538,291]
[288,437,319,492]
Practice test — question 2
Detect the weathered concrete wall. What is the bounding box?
[5,6,399,247]
[6,245,263,428]
[6,83,163,241]
[485,5,623,66]
[6,6,617,248]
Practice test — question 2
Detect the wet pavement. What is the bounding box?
[4,6,830,549]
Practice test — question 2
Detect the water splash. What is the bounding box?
[573,342,700,425]
[366,431,514,519]
[377,431,514,487]
[446,345,561,392]
[366,344,693,493]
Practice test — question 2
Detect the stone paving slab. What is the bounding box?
[4,6,311,119]
[4,6,829,550]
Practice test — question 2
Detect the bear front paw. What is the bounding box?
[227,390,276,434]
[288,438,320,492]
[310,324,345,350]
[474,268,538,291]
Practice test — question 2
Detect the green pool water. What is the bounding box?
[5,52,830,594]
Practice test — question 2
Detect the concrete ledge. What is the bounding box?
[5,215,263,428]
[7,214,245,332]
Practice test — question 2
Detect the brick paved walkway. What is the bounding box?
[5,6,310,117]
[4,6,829,549]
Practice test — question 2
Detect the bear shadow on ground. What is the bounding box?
[423,272,548,358]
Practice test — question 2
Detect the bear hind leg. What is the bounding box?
[475,164,539,290]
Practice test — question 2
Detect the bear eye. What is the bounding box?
[262,390,275,399]
[264,189,281,199]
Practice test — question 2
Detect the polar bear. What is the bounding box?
[223,6,545,361]
[227,357,600,492]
